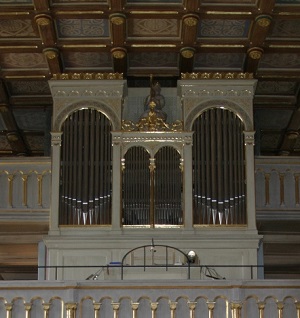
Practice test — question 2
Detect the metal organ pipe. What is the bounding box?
[59,109,112,226]
[192,108,246,226]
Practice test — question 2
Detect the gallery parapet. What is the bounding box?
[180,72,254,80]
[51,72,124,80]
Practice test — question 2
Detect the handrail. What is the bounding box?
[120,243,191,280]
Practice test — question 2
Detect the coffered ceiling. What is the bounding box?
[0,0,300,157]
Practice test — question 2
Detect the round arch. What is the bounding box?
[53,100,120,132]
[184,99,253,132]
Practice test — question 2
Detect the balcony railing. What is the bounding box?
[0,279,299,317]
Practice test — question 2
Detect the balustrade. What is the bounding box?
[0,280,299,317]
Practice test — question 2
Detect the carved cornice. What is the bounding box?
[112,131,193,158]
[52,73,123,80]
[181,72,253,80]
[122,119,183,132]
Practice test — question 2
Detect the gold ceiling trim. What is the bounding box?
[5,75,46,79]
[131,44,176,48]
[130,11,178,15]
[269,44,300,48]
[181,72,253,80]
[55,11,104,15]
[206,11,252,15]
[278,12,300,16]
[52,73,123,80]
[62,44,107,48]
[0,46,38,49]
[200,44,245,48]
[0,12,30,16]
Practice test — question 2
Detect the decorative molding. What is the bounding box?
[111,47,127,59]
[244,131,256,146]
[183,14,199,27]
[248,47,264,60]
[180,47,195,59]
[110,13,126,25]
[256,15,272,27]
[181,72,253,80]
[52,73,123,80]
[35,14,52,26]
[112,131,193,158]
[51,132,62,147]
[43,48,59,60]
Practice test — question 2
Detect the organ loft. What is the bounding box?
[44,72,260,280]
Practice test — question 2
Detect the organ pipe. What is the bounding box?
[192,108,246,225]
[59,108,112,225]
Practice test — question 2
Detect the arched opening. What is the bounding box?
[59,108,112,225]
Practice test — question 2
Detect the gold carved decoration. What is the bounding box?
[111,47,127,59]
[183,14,199,27]
[248,47,264,60]
[35,14,52,26]
[256,15,272,27]
[43,48,58,60]
[7,132,19,142]
[52,72,123,80]
[181,72,253,80]
[110,13,126,25]
[181,47,195,58]
[122,119,183,132]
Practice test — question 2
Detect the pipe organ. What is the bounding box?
[192,108,246,225]
[46,74,260,281]
[122,146,183,227]
[59,108,112,225]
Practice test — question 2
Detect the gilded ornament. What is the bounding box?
[43,49,58,60]
[181,72,254,80]
[248,48,263,60]
[52,72,124,80]
[256,15,272,27]
[7,133,19,142]
[287,130,299,140]
[35,15,51,26]
[112,50,126,59]
[183,15,199,27]
[110,14,126,25]
[180,48,195,58]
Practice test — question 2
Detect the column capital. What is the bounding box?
[243,130,255,146]
[51,131,63,147]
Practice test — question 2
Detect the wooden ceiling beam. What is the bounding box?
[258,0,276,14]
[33,0,50,12]
[34,14,57,48]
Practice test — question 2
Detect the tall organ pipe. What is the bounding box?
[192,108,245,225]
[59,109,112,226]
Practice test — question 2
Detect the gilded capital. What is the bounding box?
[181,47,195,59]
[248,47,264,60]
[110,13,126,25]
[111,47,127,59]
[43,48,59,60]
[183,14,199,27]
[35,14,52,26]
[256,15,272,27]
